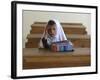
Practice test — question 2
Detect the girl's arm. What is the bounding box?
[42,37,49,48]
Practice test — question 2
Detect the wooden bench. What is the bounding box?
[23,48,90,69]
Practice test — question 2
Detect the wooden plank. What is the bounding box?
[31,26,86,34]
[23,48,90,69]
[31,22,87,34]
[25,34,90,48]
[23,48,90,56]
[30,29,87,34]
[27,34,90,39]
[33,22,83,26]
[25,39,90,48]
[31,24,85,28]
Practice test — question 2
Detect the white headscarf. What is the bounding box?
[39,19,67,48]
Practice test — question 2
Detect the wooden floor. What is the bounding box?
[23,48,90,69]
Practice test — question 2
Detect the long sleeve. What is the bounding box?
[42,37,49,48]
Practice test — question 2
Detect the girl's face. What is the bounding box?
[47,24,57,37]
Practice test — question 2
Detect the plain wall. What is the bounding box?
[23,10,91,48]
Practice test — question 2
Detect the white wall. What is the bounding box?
[23,10,91,48]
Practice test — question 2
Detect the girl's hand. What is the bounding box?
[44,27,47,37]
[51,44,57,52]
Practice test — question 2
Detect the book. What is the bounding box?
[51,40,74,52]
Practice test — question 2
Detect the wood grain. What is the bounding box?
[23,48,90,69]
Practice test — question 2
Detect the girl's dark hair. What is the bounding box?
[47,20,56,26]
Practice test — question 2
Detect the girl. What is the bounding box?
[39,19,73,49]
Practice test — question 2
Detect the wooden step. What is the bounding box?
[34,22,83,25]
[23,48,90,69]
[25,34,90,48]
[31,23,87,34]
